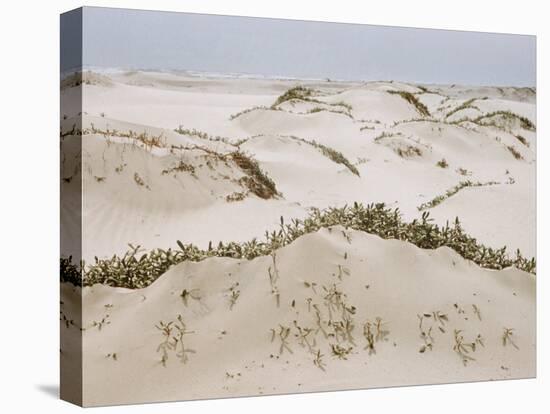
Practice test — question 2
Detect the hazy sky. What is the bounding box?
[61,7,536,86]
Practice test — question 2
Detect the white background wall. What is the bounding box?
[0,1,547,412]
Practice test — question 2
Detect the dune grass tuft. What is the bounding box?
[229,150,280,199]
[387,91,431,117]
[417,180,500,211]
[288,136,360,176]
[271,86,316,108]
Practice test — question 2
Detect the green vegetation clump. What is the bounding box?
[387,91,431,117]
[271,86,317,108]
[229,151,280,199]
[61,202,536,288]
[289,136,360,176]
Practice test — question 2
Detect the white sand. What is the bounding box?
[60,71,536,406]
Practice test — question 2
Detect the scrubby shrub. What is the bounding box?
[61,202,536,288]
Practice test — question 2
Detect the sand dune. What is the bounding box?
[60,70,536,406]
[73,227,535,406]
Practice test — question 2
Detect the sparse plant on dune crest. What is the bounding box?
[271,86,317,108]
[229,105,282,120]
[473,111,535,132]
[445,98,481,119]
[417,180,500,211]
[288,136,360,176]
[387,90,431,117]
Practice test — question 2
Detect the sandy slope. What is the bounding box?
[62,72,535,258]
[66,227,535,406]
[60,70,536,406]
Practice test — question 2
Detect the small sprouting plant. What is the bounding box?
[91,314,110,331]
[271,325,293,355]
[227,282,241,310]
[133,172,149,189]
[502,327,519,349]
[155,315,195,366]
[313,349,326,371]
[268,252,281,307]
[330,344,353,360]
[453,329,476,366]
[293,321,316,352]
[472,304,482,321]
[436,158,449,168]
[363,321,376,354]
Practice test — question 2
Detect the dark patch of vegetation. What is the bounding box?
[161,161,196,176]
[388,91,431,117]
[60,256,82,285]
[226,192,247,202]
[271,86,317,108]
[506,145,523,160]
[229,151,280,199]
[436,158,449,168]
[513,134,529,147]
[397,145,422,158]
[61,202,535,288]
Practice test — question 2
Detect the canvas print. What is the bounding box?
[60,7,536,407]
